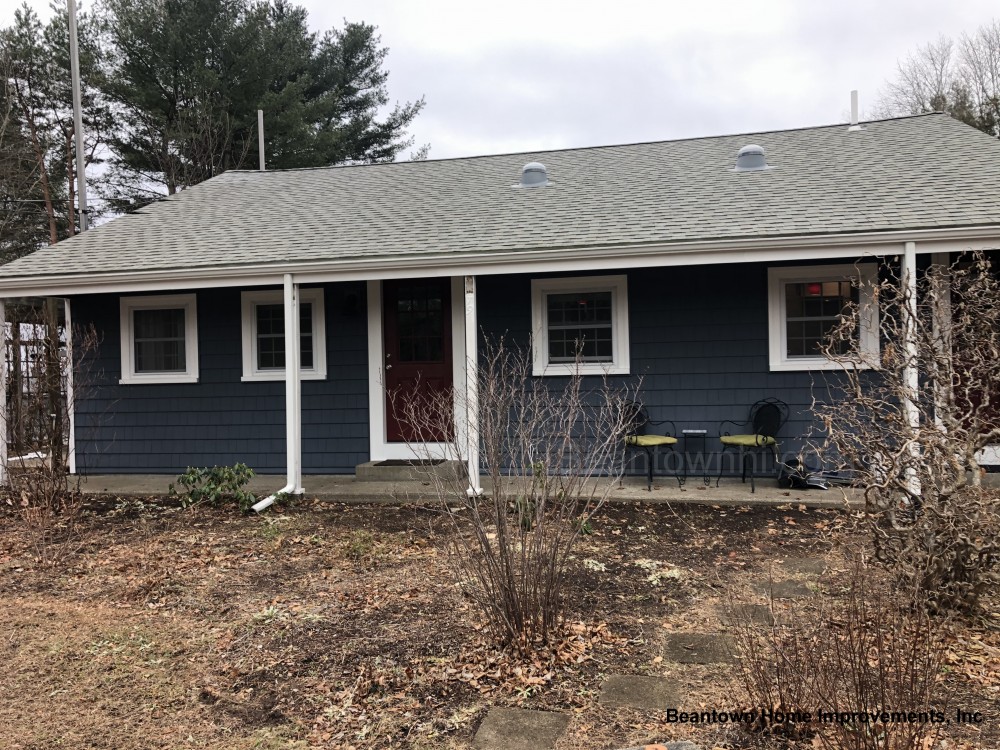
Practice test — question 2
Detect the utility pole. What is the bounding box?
[67,0,88,232]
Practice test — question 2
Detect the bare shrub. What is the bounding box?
[4,299,100,565]
[816,252,1000,612]
[729,555,949,750]
[393,338,635,653]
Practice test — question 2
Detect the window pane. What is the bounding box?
[255,301,314,370]
[395,284,445,363]
[134,308,186,373]
[546,291,614,363]
[299,303,314,369]
[784,280,856,358]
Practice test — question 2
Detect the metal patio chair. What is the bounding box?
[716,397,789,493]
[621,400,679,491]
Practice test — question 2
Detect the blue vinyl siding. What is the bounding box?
[71,283,369,474]
[71,261,853,477]
[477,262,850,469]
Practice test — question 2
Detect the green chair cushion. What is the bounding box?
[626,435,678,447]
[720,434,777,447]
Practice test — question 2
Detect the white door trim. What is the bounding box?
[366,277,466,461]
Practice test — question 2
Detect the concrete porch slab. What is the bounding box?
[76,473,862,508]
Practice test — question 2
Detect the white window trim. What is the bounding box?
[767,263,879,372]
[530,275,630,377]
[240,288,327,381]
[120,294,199,384]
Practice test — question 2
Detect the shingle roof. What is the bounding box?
[4,113,1000,280]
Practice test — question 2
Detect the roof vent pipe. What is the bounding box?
[733,144,769,172]
[848,90,863,131]
[258,109,266,170]
[516,161,551,188]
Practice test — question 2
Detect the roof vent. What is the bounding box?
[515,161,551,188]
[848,89,864,131]
[734,144,769,172]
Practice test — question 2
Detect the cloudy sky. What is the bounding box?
[3,0,998,159]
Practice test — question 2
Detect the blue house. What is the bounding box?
[1,112,999,496]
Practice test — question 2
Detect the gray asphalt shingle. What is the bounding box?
[3,113,1000,281]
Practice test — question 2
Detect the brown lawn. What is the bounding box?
[0,496,996,750]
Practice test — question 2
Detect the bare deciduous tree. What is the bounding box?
[4,300,101,565]
[393,339,636,653]
[876,21,1000,137]
[730,554,949,750]
[816,252,1000,612]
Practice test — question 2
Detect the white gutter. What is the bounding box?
[2,225,1000,298]
[252,273,303,512]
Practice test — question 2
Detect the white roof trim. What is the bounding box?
[1,225,999,298]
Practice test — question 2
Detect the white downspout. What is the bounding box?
[64,298,76,474]
[252,274,303,512]
[902,241,921,497]
[0,300,6,487]
[464,276,481,496]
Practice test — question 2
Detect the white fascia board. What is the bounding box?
[2,225,1000,299]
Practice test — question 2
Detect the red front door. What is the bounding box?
[382,278,453,443]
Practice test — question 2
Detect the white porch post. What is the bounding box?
[0,300,6,487]
[64,298,76,474]
[284,273,303,494]
[903,242,921,496]
[930,252,951,431]
[464,275,481,496]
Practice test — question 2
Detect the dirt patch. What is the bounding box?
[0,498,996,749]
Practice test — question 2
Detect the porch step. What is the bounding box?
[354,459,465,483]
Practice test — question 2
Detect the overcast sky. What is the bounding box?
[3,0,998,160]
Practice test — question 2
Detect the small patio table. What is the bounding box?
[681,429,712,486]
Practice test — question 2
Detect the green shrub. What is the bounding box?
[169,463,256,512]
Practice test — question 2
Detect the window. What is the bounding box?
[120,294,199,384]
[767,263,878,371]
[530,275,630,376]
[240,288,326,381]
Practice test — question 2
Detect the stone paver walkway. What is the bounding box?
[719,602,775,626]
[778,556,830,575]
[661,633,735,664]
[471,553,838,749]
[473,708,570,750]
[752,579,814,598]
[599,674,679,710]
